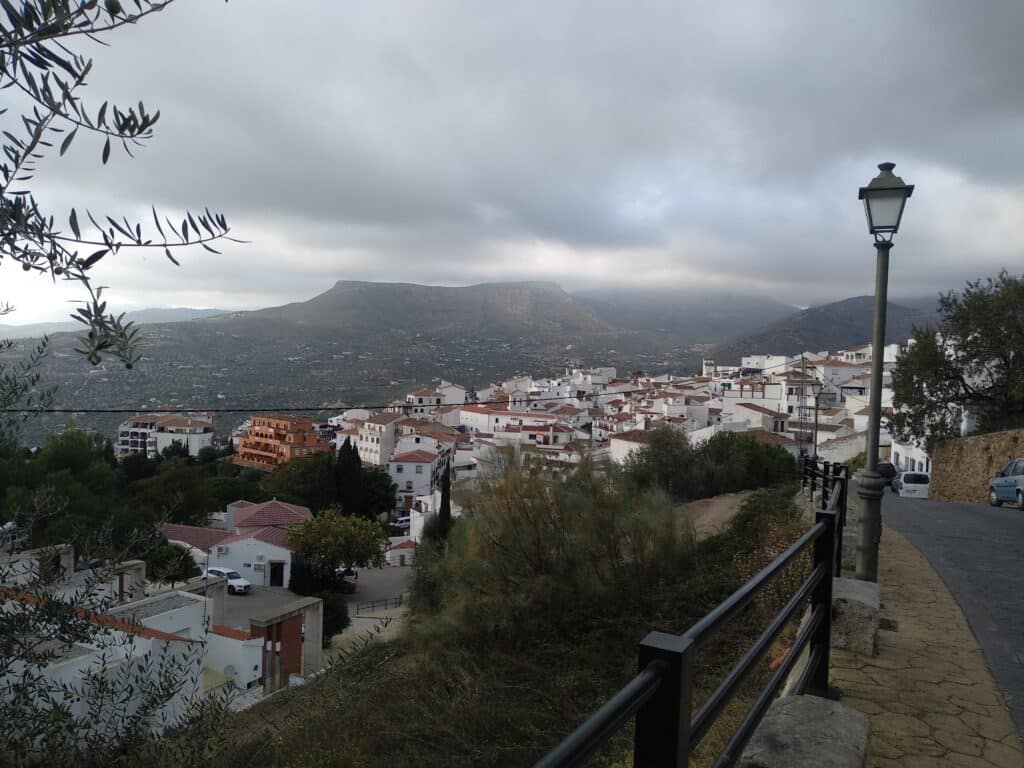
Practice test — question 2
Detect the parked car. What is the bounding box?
[894,471,930,499]
[338,577,357,594]
[335,566,359,580]
[988,458,1024,508]
[877,462,897,486]
[203,567,252,595]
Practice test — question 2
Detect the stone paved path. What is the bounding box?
[830,524,1023,767]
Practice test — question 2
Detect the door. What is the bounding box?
[269,561,285,587]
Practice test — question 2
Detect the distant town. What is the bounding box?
[112,337,938,553]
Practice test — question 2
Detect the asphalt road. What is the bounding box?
[883,490,1024,738]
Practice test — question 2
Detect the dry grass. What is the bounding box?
[216,487,808,768]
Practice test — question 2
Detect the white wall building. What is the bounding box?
[117,414,214,459]
[357,412,406,465]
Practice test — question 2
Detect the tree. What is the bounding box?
[1,4,239,758]
[437,462,452,537]
[1,1,236,372]
[144,541,200,586]
[287,508,386,579]
[622,425,692,499]
[890,271,1024,448]
[261,453,337,512]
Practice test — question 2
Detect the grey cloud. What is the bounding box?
[8,0,1024,322]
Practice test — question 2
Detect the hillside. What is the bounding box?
[0,307,228,339]
[572,288,796,345]
[713,296,929,363]
[13,281,700,442]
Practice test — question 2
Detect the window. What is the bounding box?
[415,465,423,474]
[405,481,413,490]
[396,465,403,473]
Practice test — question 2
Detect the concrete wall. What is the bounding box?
[931,428,1024,503]
[206,631,262,689]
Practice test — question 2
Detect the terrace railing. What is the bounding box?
[535,467,848,768]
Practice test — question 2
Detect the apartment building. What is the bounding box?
[233,413,332,470]
[117,414,214,459]
[357,411,406,465]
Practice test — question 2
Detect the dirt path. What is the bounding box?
[677,490,753,540]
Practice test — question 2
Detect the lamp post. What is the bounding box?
[855,162,913,583]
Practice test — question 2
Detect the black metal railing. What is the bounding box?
[800,455,849,573]
[356,595,403,614]
[535,474,847,768]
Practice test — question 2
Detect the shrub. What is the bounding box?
[288,554,335,596]
[624,427,796,501]
[319,591,351,647]
[410,453,694,649]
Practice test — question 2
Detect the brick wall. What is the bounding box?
[931,428,1024,503]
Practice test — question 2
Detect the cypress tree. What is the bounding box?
[438,462,452,537]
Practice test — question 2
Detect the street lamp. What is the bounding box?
[855,162,913,583]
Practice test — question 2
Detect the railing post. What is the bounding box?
[820,460,832,510]
[809,458,817,497]
[635,632,694,768]
[807,509,837,698]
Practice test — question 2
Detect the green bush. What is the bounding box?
[624,427,796,501]
[319,591,351,647]
[288,554,335,596]
[410,453,694,649]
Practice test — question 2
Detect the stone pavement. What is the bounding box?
[830,524,1023,767]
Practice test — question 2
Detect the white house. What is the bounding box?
[357,411,406,465]
[609,430,651,464]
[388,448,447,511]
[163,499,313,589]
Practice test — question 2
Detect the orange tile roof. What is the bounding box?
[390,449,438,463]
[235,499,311,528]
[161,523,232,551]
[611,430,652,444]
[212,624,254,640]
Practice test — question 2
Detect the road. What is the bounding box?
[883,489,1024,739]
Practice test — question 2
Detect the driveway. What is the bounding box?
[883,490,1024,739]
[346,566,413,612]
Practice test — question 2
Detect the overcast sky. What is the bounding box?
[6,0,1024,322]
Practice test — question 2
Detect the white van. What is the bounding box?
[894,471,930,499]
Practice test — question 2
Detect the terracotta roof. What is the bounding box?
[0,587,193,643]
[389,539,415,550]
[821,359,872,367]
[390,449,438,463]
[212,624,254,640]
[407,388,442,398]
[611,430,652,444]
[161,523,231,551]
[235,499,312,528]
[737,402,789,418]
[217,526,294,549]
[366,412,406,425]
[747,430,796,446]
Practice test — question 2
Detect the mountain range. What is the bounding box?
[1,280,941,441]
[712,295,933,364]
[0,307,228,339]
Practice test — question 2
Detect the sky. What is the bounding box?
[6,0,1024,322]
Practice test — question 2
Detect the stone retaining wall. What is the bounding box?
[931,428,1024,503]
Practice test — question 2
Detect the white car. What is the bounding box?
[894,471,930,499]
[203,567,252,595]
